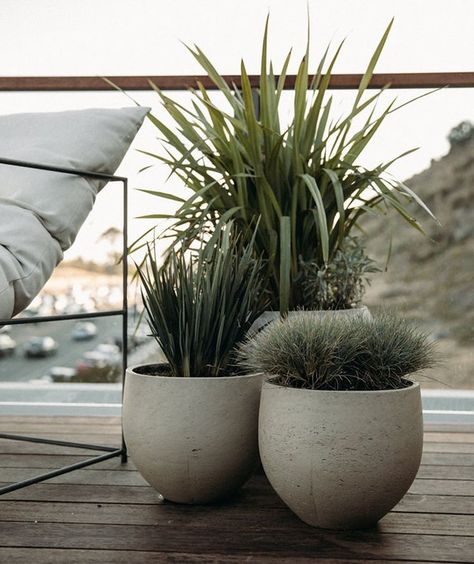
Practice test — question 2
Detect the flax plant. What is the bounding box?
[138,18,436,314]
[137,224,268,378]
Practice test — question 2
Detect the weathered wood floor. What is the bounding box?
[0,416,473,563]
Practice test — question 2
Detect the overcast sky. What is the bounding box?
[1,0,473,259]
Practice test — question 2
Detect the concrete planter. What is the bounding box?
[249,306,371,336]
[259,379,423,529]
[123,365,264,504]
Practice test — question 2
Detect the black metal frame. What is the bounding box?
[0,157,128,495]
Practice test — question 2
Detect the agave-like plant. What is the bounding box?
[137,18,436,314]
[137,223,269,378]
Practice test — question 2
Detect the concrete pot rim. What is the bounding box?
[127,363,263,382]
[262,377,419,396]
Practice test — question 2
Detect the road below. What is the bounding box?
[0,316,124,383]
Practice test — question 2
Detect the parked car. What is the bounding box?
[0,325,12,334]
[95,343,121,359]
[24,336,58,358]
[46,366,78,383]
[77,351,109,371]
[71,321,98,341]
[76,348,121,383]
[0,334,16,357]
[114,330,148,352]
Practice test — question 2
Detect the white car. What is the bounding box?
[0,334,16,357]
[71,321,98,341]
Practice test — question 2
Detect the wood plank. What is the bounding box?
[3,457,472,495]
[0,72,473,92]
[424,433,474,444]
[2,421,471,447]
[3,466,471,496]
[422,443,474,454]
[424,424,474,434]
[0,453,471,474]
[395,494,474,515]
[1,435,472,456]
[0,549,437,564]
[2,480,474,517]
[0,432,121,444]
[2,453,473,480]
[0,436,121,455]
[409,480,474,497]
[422,452,474,467]
[0,500,472,537]
[0,454,136,470]
[417,465,474,481]
[0,483,164,504]
[0,522,473,561]
[0,467,147,487]
[378,513,474,537]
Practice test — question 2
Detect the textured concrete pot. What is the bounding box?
[249,306,371,336]
[259,379,423,529]
[123,365,264,504]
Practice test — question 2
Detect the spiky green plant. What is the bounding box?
[138,18,436,314]
[237,311,435,390]
[137,224,268,377]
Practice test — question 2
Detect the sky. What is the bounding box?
[0,0,473,260]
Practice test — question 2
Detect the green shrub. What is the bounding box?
[297,237,380,310]
[137,224,269,377]
[238,311,435,390]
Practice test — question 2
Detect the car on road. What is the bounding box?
[71,321,98,341]
[0,334,16,357]
[95,343,121,359]
[24,336,58,358]
[76,346,121,383]
[45,366,78,383]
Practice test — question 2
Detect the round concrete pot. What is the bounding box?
[249,306,371,336]
[123,365,264,504]
[259,379,423,529]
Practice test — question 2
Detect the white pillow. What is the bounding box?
[0,106,149,318]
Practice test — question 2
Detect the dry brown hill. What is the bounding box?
[363,123,474,388]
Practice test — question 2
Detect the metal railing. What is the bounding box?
[0,157,128,494]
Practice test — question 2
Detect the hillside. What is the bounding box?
[363,125,474,389]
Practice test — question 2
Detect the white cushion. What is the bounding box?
[0,106,149,318]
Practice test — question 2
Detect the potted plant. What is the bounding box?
[250,236,378,333]
[137,18,435,316]
[123,224,268,504]
[238,312,435,529]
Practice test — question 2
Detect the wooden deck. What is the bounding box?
[0,416,473,563]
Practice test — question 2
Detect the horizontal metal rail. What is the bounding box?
[1,309,124,326]
[0,72,473,91]
[0,157,126,182]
